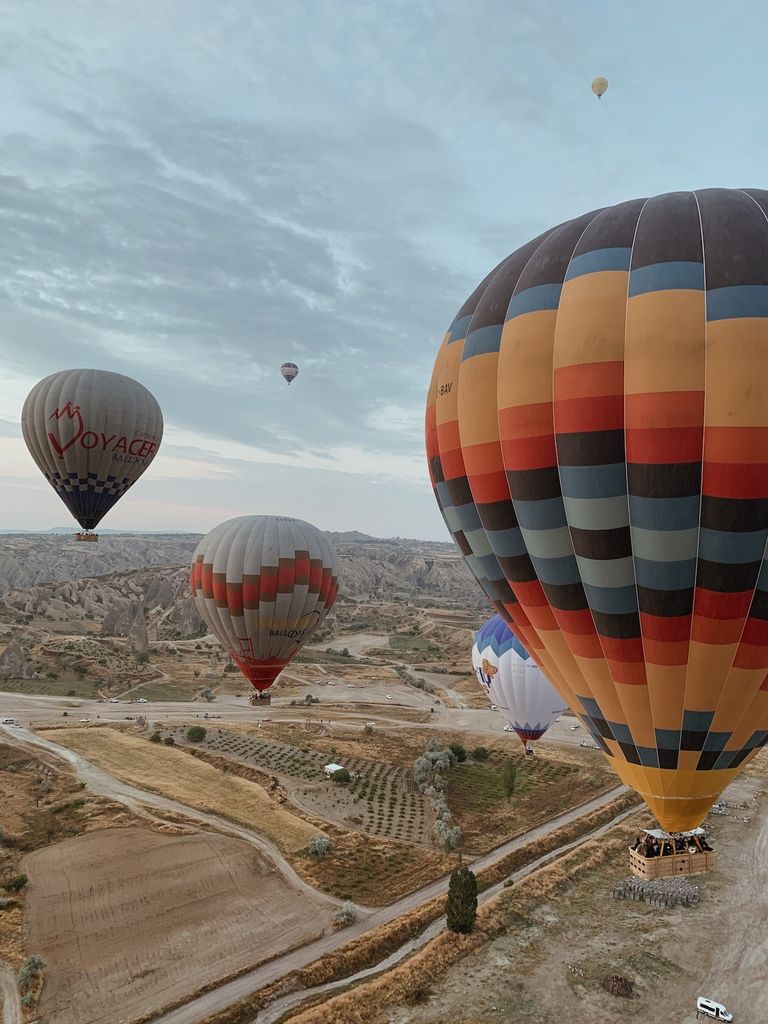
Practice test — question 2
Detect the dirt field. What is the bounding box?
[0,740,148,1022]
[41,728,319,853]
[387,773,767,1024]
[24,826,331,1024]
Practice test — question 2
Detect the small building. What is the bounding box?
[629,827,715,879]
[324,763,345,778]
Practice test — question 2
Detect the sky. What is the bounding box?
[1,1,767,538]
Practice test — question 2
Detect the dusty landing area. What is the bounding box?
[23,826,332,1024]
[390,774,767,1024]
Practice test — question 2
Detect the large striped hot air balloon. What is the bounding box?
[472,615,565,746]
[21,369,163,535]
[190,515,339,693]
[426,188,768,832]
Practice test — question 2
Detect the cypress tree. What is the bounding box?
[446,866,478,934]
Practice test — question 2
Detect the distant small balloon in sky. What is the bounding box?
[591,76,608,99]
[281,362,299,384]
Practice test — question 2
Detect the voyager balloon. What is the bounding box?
[427,188,768,832]
[472,615,564,745]
[21,369,163,534]
[591,76,608,99]
[281,362,299,384]
[190,515,339,692]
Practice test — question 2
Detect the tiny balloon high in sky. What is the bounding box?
[426,187,768,833]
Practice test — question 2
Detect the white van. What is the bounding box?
[1,718,16,725]
[697,997,733,1021]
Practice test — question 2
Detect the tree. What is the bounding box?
[308,835,332,857]
[186,726,207,742]
[445,866,478,934]
[502,759,517,802]
[331,767,351,784]
[362,723,374,735]
[472,746,490,762]
[136,651,150,664]
[163,736,176,746]
[448,742,466,763]
[149,731,162,743]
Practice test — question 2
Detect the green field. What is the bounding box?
[388,635,437,653]
[447,755,577,813]
[131,680,202,702]
[0,677,102,699]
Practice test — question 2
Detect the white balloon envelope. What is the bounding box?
[472,615,566,745]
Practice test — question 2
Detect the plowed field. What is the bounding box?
[23,826,331,1024]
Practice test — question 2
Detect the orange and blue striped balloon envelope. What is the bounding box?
[426,188,768,832]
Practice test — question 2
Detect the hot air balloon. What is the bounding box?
[427,188,768,833]
[190,515,338,696]
[21,369,163,540]
[472,615,564,747]
[281,362,299,384]
[591,76,608,99]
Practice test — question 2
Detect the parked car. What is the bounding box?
[79,718,90,724]
[137,698,148,703]
[109,698,119,703]
[2,718,16,725]
[696,997,733,1021]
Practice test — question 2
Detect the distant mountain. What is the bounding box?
[0,531,483,635]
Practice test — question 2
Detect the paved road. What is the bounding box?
[148,784,631,1024]
[0,725,345,914]
[0,960,21,1024]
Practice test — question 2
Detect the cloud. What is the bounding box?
[4,1,761,537]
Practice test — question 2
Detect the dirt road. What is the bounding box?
[148,784,631,1024]
[0,961,21,1024]
[704,788,768,1014]
[257,800,642,1023]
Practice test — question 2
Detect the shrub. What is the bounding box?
[331,768,351,784]
[149,732,162,743]
[3,874,27,893]
[308,835,332,858]
[186,726,207,743]
[446,866,478,934]
[163,736,176,746]
[472,746,490,762]
[448,742,466,763]
[333,900,356,927]
[18,954,45,994]
[363,723,374,735]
